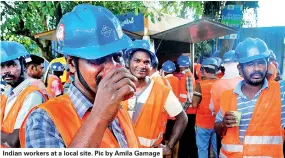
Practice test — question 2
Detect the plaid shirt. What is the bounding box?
[182,69,193,110]
[25,83,128,148]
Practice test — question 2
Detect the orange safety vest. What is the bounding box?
[1,85,47,148]
[179,71,196,114]
[47,74,63,98]
[165,74,180,120]
[219,81,283,157]
[195,79,217,129]
[152,75,170,87]
[211,77,242,114]
[194,64,202,80]
[267,62,278,81]
[121,81,170,147]
[165,74,180,98]
[19,94,138,148]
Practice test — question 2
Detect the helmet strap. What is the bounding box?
[73,57,94,94]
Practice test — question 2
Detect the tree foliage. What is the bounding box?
[1,1,148,60]
[194,1,259,60]
[1,1,259,61]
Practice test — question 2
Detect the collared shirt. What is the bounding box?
[216,79,285,142]
[2,79,45,129]
[63,75,74,94]
[182,69,193,106]
[25,82,128,148]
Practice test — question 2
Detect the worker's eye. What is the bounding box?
[87,57,107,65]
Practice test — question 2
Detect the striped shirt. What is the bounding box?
[25,82,128,148]
[216,79,285,142]
[181,69,193,110]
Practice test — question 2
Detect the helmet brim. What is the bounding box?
[238,54,269,64]
[1,53,28,63]
[125,47,155,57]
[59,34,132,60]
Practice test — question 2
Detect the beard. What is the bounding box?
[2,74,23,88]
[243,71,266,86]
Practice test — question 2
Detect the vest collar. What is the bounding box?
[234,79,269,99]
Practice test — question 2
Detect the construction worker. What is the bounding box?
[46,62,64,98]
[192,57,219,158]
[1,41,47,148]
[210,50,242,117]
[149,53,171,87]
[194,62,202,81]
[161,60,181,158]
[25,54,48,97]
[21,4,138,148]
[176,55,198,158]
[214,38,285,157]
[210,50,242,155]
[162,60,180,98]
[122,40,187,155]
[214,57,224,79]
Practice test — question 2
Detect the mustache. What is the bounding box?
[136,68,147,71]
[2,74,15,79]
[250,71,264,78]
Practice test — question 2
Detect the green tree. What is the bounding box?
[1,1,204,61]
[0,1,147,60]
[193,1,259,60]
[1,1,258,61]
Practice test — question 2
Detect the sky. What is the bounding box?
[257,0,285,27]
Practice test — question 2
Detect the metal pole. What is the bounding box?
[192,43,195,73]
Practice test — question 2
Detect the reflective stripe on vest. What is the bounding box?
[179,94,187,98]
[138,132,163,147]
[244,136,283,145]
[222,136,283,153]
[243,156,273,158]
[222,144,243,152]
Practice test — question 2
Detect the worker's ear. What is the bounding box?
[237,64,243,77]
[66,56,75,73]
[31,64,38,71]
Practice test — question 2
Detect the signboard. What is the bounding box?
[219,5,243,39]
[117,12,144,32]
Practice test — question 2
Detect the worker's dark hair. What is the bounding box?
[24,55,44,68]
[202,67,216,74]
[53,71,64,78]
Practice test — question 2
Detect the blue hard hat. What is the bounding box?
[162,60,176,73]
[1,41,29,63]
[56,4,132,60]
[222,50,237,63]
[125,40,157,66]
[177,55,191,67]
[202,57,219,67]
[50,62,65,72]
[152,55,159,68]
[213,57,222,67]
[235,38,270,64]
